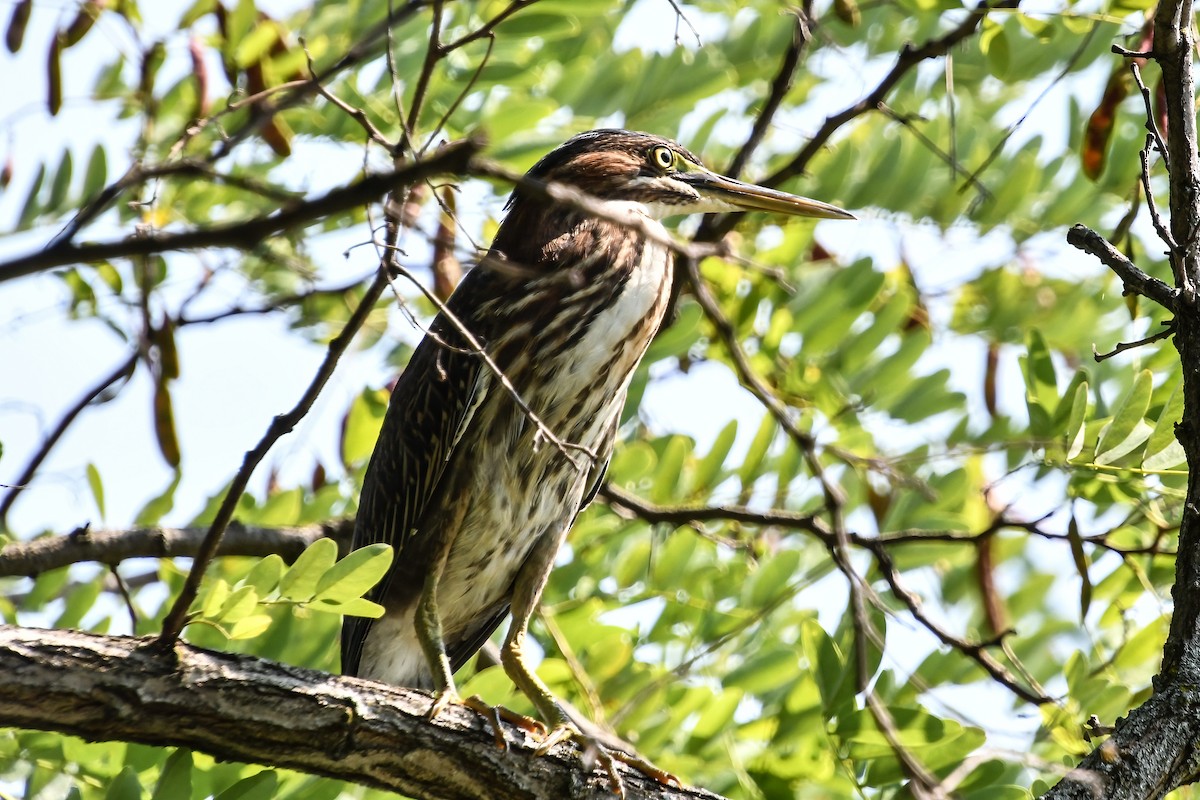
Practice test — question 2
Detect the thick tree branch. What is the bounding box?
[1047,1,1200,797]
[0,626,723,800]
[0,138,481,284]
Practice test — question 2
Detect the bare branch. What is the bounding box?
[1093,321,1175,362]
[0,521,350,578]
[767,1,1019,188]
[723,9,809,179]
[1065,224,1178,312]
[0,139,482,285]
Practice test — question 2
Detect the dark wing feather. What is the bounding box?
[340,286,488,677]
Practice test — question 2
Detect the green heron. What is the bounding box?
[341,129,851,784]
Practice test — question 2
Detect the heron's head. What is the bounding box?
[515,129,854,222]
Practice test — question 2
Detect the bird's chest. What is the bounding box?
[435,235,673,620]
[528,233,673,425]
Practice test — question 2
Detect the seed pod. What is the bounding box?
[5,0,31,53]
[63,0,105,48]
[47,34,63,116]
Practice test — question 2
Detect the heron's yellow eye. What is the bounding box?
[649,145,674,171]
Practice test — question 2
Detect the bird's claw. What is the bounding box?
[534,724,680,799]
[461,695,546,750]
[427,687,460,720]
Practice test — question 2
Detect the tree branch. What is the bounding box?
[766,0,1019,187]
[0,521,351,578]
[0,138,482,285]
[0,626,724,800]
[1046,1,1200,795]
[1065,223,1178,312]
[0,352,137,528]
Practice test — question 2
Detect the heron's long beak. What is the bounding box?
[682,170,855,220]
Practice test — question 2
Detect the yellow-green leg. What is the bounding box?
[501,529,679,796]
[414,553,459,719]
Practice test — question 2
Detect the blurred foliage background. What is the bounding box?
[0,0,1187,797]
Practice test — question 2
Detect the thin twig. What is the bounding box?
[1129,60,1171,170]
[157,270,391,643]
[305,45,393,149]
[1140,135,1179,252]
[0,352,137,528]
[421,35,495,156]
[957,21,1099,196]
[110,565,139,632]
[1093,321,1175,362]
[879,102,993,203]
[724,9,809,179]
[663,0,702,47]
[441,0,539,53]
[406,0,445,136]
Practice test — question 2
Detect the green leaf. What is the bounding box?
[17,162,44,228]
[313,543,393,602]
[691,420,736,495]
[745,549,800,607]
[241,554,285,595]
[979,17,1010,78]
[224,0,258,53]
[690,688,742,742]
[228,614,272,639]
[134,472,180,526]
[724,649,799,693]
[1143,378,1186,470]
[278,537,338,601]
[313,596,385,618]
[86,462,105,520]
[83,144,107,199]
[213,771,278,800]
[106,766,146,800]
[1064,381,1089,460]
[201,578,232,619]
[47,148,73,212]
[56,574,103,629]
[234,20,279,68]
[1095,370,1154,465]
[179,0,217,28]
[151,749,192,800]
[650,435,688,503]
[216,585,259,623]
[341,388,388,468]
[1066,516,1091,622]
[738,414,775,490]
[1021,329,1057,437]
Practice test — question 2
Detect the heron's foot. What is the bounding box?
[535,724,680,798]
[461,695,547,750]
[427,686,461,720]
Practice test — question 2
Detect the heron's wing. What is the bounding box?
[340,297,488,677]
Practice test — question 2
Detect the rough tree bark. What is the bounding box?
[1048,1,1200,797]
[0,626,726,800]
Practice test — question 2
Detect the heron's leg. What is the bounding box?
[499,528,679,796]
[499,527,573,729]
[415,505,467,719]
